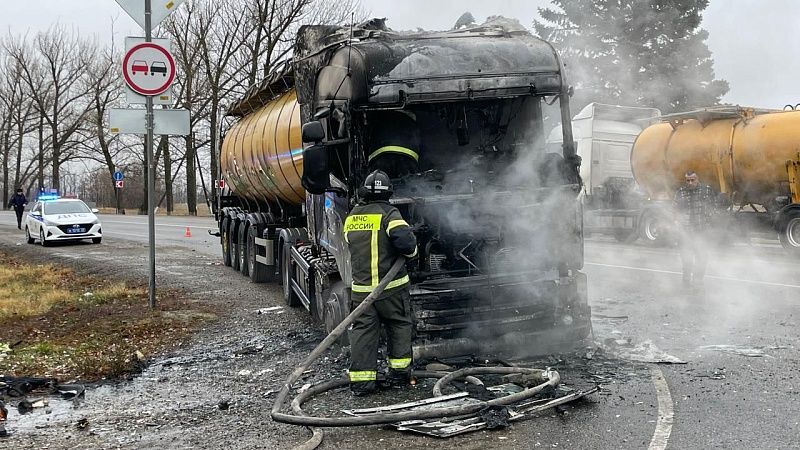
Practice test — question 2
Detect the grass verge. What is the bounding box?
[0,252,216,381]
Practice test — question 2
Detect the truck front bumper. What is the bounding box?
[410,271,591,360]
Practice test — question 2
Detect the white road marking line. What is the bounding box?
[648,367,674,450]
[585,261,800,289]
[99,219,214,229]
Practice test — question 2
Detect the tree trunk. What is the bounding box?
[140,140,148,215]
[14,120,23,198]
[51,119,60,192]
[195,149,210,212]
[2,131,9,206]
[37,116,44,192]
[210,95,219,197]
[185,132,197,216]
[162,136,173,215]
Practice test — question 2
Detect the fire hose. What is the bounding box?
[270,258,564,450]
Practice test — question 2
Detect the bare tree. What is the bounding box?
[194,0,250,200]
[236,0,360,87]
[162,2,213,215]
[5,26,99,193]
[77,33,130,212]
[0,42,40,203]
[187,0,362,204]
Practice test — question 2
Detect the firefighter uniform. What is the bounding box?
[344,192,417,395]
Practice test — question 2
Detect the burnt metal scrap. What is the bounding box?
[343,379,599,438]
[0,376,57,398]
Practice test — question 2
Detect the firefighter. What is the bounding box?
[7,188,28,230]
[344,170,418,396]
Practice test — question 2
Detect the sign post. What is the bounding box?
[144,0,156,309]
[113,171,124,214]
[114,0,186,309]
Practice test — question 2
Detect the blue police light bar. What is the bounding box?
[38,193,60,201]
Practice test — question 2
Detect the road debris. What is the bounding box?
[17,399,34,415]
[0,400,7,437]
[256,306,284,315]
[391,386,600,437]
[480,405,512,429]
[0,376,57,397]
[57,384,86,400]
[76,417,89,430]
[698,345,767,357]
[599,338,686,364]
[696,368,726,380]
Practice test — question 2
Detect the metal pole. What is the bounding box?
[145,0,156,309]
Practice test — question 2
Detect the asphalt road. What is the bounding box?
[1,210,798,449]
[0,210,221,256]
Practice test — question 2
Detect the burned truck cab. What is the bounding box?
[296,20,590,359]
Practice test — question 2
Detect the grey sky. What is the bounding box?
[1,0,798,109]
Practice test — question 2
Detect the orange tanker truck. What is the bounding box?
[632,106,800,253]
[213,19,592,359]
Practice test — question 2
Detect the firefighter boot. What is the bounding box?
[387,368,411,387]
[350,380,377,397]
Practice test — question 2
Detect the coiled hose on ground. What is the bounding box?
[270,258,562,450]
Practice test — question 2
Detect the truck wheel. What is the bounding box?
[238,223,250,277]
[248,226,275,283]
[282,242,300,307]
[778,210,800,254]
[323,281,350,346]
[639,210,670,246]
[229,220,241,272]
[221,217,232,267]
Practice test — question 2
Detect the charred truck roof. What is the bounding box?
[228,19,568,121]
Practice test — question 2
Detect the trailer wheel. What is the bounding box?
[282,242,301,307]
[229,220,241,272]
[247,226,275,283]
[777,209,800,254]
[638,209,671,246]
[238,223,250,277]
[221,217,232,267]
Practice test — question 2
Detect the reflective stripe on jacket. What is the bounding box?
[344,201,417,298]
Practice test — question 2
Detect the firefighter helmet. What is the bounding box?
[362,170,393,198]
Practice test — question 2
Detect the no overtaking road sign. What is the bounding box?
[123,40,175,96]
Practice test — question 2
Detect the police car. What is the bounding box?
[25,196,102,246]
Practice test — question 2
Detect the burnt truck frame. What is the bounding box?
[215,21,591,359]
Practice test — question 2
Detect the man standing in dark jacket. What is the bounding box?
[7,188,28,230]
[344,170,418,396]
[673,171,717,288]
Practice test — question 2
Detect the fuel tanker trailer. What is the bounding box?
[631,106,800,253]
[214,18,592,360]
